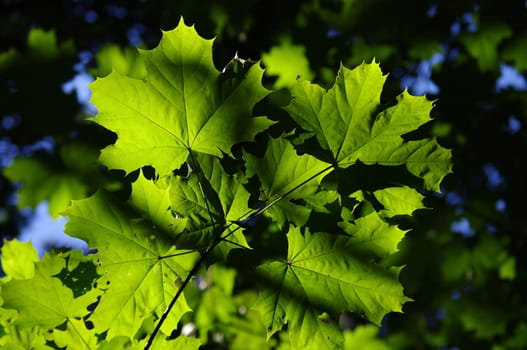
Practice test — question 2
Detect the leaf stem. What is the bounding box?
[226,163,335,238]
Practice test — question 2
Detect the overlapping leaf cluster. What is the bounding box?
[0,18,451,349]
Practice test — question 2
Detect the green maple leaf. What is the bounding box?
[1,253,100,329]
[3,156,88,217]
[371,186,426,218]
[284,60,451,192]
[255,228,410,349]
[338,211,407,261]
[168,153,251,256]
[0,240,39,280]
[262,38,314,89]
[90,18,274,175]
[64,191,199,339]
[3,142,101,217]
[245,137,332,227]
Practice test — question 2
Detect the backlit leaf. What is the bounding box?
[284,61,451,192]
[262,38,314,89]
[255,228,410,349]
[3,156,88,217]
[245,137,332,227]
[339,211,407,260]
[0,240,39,280]
[64,191,199,338]
[372,186,426,218]
[90,18,274,175]
[1,252,99,329]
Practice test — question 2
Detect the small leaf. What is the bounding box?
[3,156,88,217]
[372,186,426,218]
[338,211,407,260]
[262,38,314,89]
[0,240,39,280]
[459,22,512,72]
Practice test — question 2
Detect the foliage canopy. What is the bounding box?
[2,1,526,349]
[0,18,451,349]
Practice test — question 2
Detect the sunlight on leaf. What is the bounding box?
[64,191,199,339]
[90,18,274,175]
[285,60,452,192]
[255,228,410,349]
[0,240,39,280]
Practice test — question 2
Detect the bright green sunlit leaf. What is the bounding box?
[245,137,332,227]
[90,18,274,175]
[255,228,410,349]
[0,240,39,280]
[64,191,199,339]
[262,38,314,89]
[285,60,452,192]
[1,253,100,329]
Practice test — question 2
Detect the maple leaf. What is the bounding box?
[90,18,274,175]
[262,38,314,89]
[64,191,199,339]
[338,211,407,261]
[3,156,88,217]
[1,252,100,329]
[254,228,410,349]
[245,137,332,227]
[0,240,39,280]
[284,60,452,192]
[2,142,101,217]
[166,153,251,256]
[370,186,426,218]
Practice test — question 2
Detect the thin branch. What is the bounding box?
[225,164,335,240]
[144,226,224,349]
